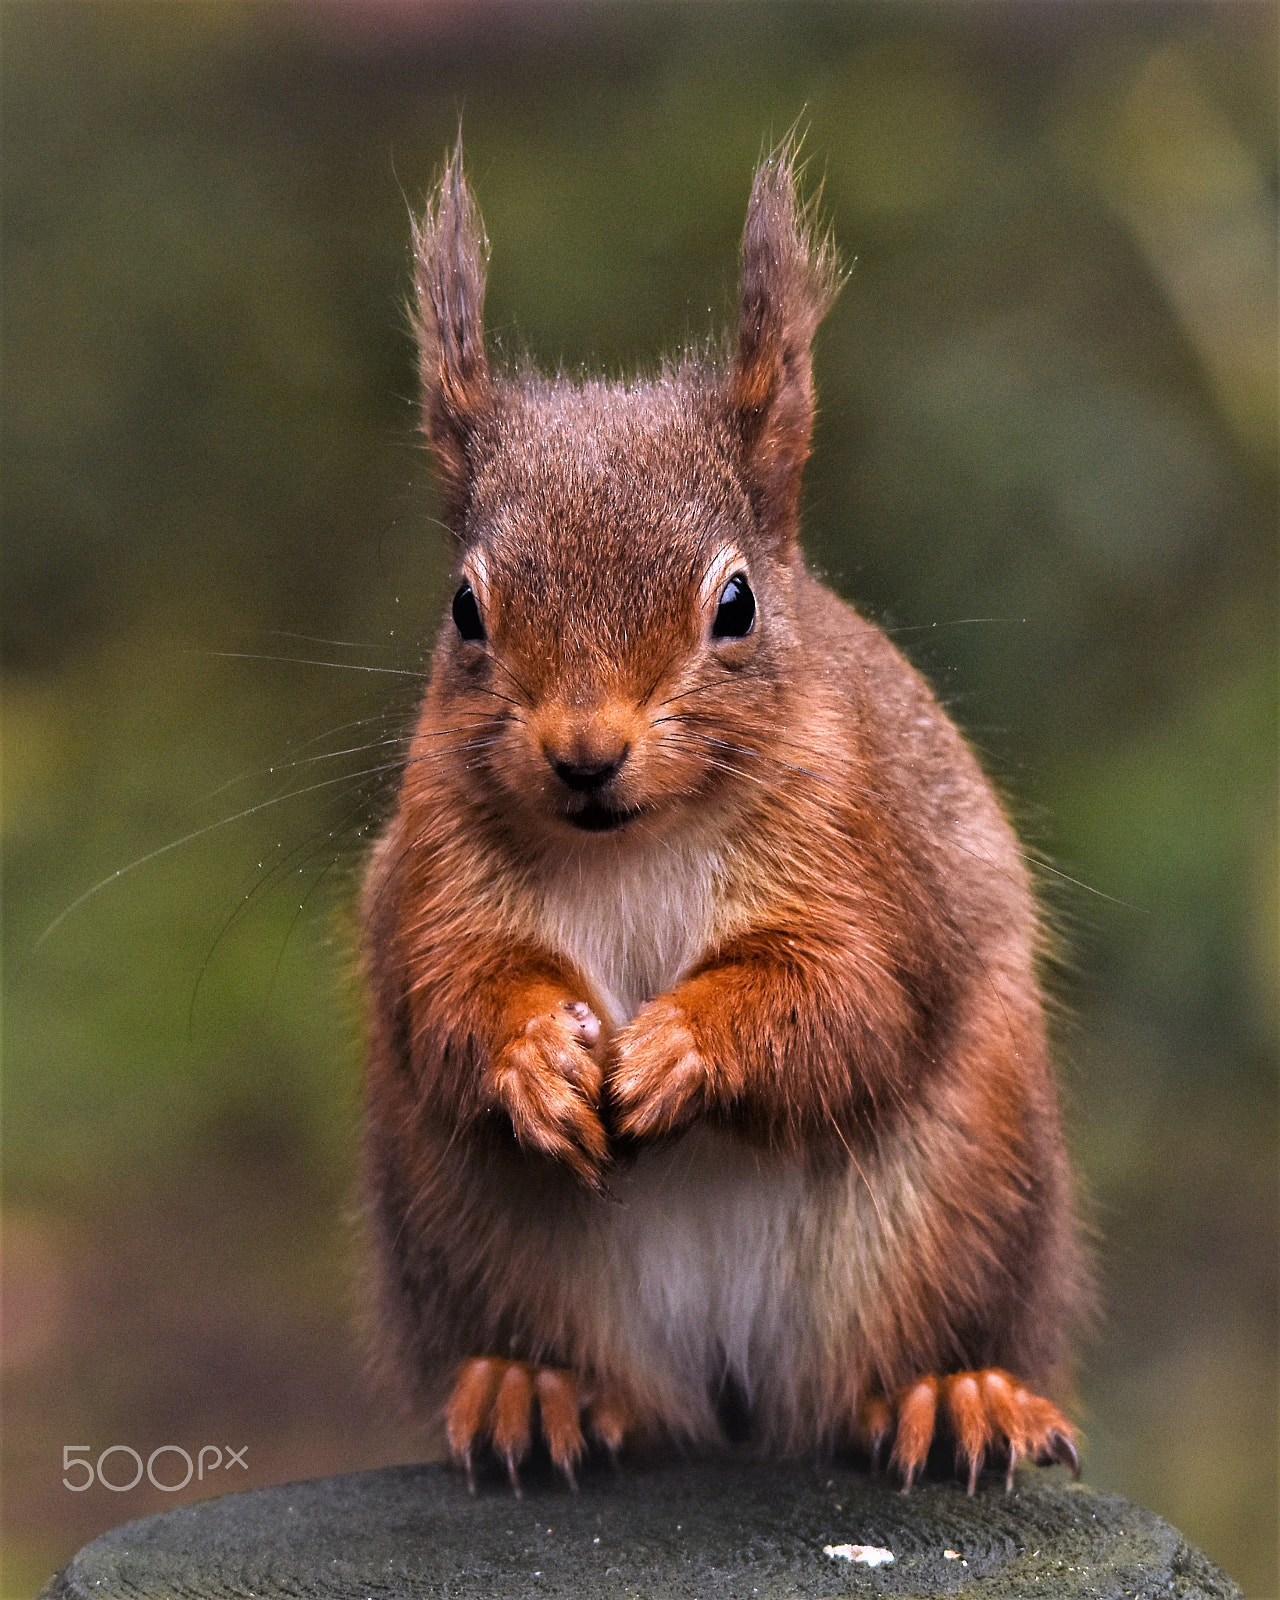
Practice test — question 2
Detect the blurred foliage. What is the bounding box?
[2,3,1275,1595]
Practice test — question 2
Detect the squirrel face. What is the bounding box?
[412,147,839,846]
[433,382,798,838]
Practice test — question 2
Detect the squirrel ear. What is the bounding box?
[729,140,842,541]
[412,140,493,527]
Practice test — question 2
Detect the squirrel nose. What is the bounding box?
[550,747,629,792]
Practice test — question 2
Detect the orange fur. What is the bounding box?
[360,138,1089,1493]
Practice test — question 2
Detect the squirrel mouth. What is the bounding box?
[565,798,642,833]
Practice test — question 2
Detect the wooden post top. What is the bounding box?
[39,1456,1241,1599]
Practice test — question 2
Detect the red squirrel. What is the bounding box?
[360,139,1088,1496]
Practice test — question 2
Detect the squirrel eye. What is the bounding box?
[451,581,485,643]
[711,573,755,639]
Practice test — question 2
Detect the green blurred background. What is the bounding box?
[3,2,1276,1593]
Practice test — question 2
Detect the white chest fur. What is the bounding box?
[561,1126,872,1443]
[533,831,723,1026]
[608,1129,812,1373]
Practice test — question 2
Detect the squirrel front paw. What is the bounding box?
[609,995,711,1141]
[491,1000,607,1186]
[859,1369,1079,1494]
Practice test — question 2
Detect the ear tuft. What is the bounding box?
[411,139,493,526]
[730,137,844,538]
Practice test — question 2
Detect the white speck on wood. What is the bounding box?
[823,1543,895,1566]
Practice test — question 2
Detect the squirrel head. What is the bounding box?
[410,140,842,842]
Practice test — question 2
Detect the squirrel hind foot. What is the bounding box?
[858,1369,1078,1495]
[445,1357,634,1493]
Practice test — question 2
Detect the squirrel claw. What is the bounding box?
[857,1394,893,1474]
[1044,1428,1080,1478]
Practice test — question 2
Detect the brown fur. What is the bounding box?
[360,139,1088,1487]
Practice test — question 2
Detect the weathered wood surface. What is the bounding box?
[39,1456,1240,1599]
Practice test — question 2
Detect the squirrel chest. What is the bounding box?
[520,832,726,1030]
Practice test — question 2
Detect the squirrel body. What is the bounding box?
[361,143,1087,1491]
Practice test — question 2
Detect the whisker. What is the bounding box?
[194,712,404,803]
[471,685,528,713]
[1020,857,1139,911]
[655,678,733,710]
[229,734,411,779]
[658,737,778,794]
[256,824,366,1017]
[486,654,536,708]
[192,649,425,679]
[658,722,834,787]
[45,705,515,947]
[449,737,507,761]
[37,757,431,946]
[824,1102,890,1239]
[885,617,1026,636]
[188,794,377,1034]
[661,725,1131,908]
[192,719,512,1004]
[260,629,396,651]
[638,643,688,707]
[195,719,489,804]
